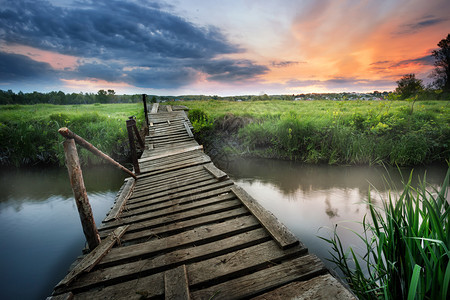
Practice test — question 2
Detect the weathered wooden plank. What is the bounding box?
[98,215,259,267]
[184,122,194,138]
[126,180,234,208]
[139,155,211,175]
[138,145,203,163]
[150,103,159,113]
[55,228,270,294]
[203,164,228,180]
[125,184,236,218]
[187,240,307,288]
[116,207,249,243]
[165,265,189,300]
[231,185,300,250]
[72,273,164,300]
[103,178,135,222]
[56,226,129,288]
[99,199,243,237]
[251,274,356,300]
[99,193,238,231]
[166,105,173,112]
[190,254,327,300]
[46,292,73,300]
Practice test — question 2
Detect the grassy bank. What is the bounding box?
[0,103,144,166]
[179,100,450,166]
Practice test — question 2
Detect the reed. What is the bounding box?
[320,168,450,299]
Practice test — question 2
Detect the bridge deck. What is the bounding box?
[49,104,355,299]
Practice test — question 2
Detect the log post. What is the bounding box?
[143,94,149,127]
[129,116,145,149]
[63,138,100,251]
[126,118,140,174]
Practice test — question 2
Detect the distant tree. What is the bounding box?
[96,89,108,103]
[395,74,423,99]
[431,33,450,92]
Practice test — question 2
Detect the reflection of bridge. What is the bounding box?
[49,103,354,299]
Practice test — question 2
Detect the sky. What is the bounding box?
[0,0,449,96]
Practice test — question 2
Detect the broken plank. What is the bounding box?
[184,122,194,137]
[150,103,159,113]
[231,185,299,250]
[165,265,189,300]
[104,178,135,222]
[56,225,129,288]
[203,164,228,180]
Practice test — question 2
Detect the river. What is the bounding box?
[0,161,447,299]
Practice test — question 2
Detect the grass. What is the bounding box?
[320,168,450,299]
[177,99,450,166]
[0,103,144,166]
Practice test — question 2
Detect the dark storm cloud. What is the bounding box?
[0,0,268,88]
[0,51,57,82]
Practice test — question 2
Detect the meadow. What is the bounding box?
[181,99,450,166]
[0,103,144,166]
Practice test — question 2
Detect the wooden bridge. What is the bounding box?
[49,104,355,299]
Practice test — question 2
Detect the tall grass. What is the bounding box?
[321,168,450,299]
[0,103,143,166]
[177,100,450,166]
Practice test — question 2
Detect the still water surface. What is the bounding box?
[216,158,448,274]
[0,166,125,300]
[0,161,447,299]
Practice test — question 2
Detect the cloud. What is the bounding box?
[391,55,434,68]
[0,51,57,82]
[270,61,304,68]
[0,0,268,88]
[400,15,448,34]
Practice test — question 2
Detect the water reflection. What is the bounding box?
[0,165,125,300]
[218,158,447,274]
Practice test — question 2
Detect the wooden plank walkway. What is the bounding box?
[49,104,355,300]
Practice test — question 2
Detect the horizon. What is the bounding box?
[1,0,449,96]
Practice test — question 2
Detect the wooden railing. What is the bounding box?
[58,127,137,251]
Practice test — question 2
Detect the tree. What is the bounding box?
[395,74,423,99]
[431,33,450,92]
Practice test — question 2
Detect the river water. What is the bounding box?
[0,161,447,299]
[0,166,125,299]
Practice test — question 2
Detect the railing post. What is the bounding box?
[62,138,100,251]
[143,94,149,127]
[129,116,145,149]
[127,118,140,174]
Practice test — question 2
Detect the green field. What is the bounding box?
[0,103,144,166]
[1,100,449,167]
[177,100,450,166]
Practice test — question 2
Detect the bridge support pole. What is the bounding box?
[143,94,149,127]
[127,118,141,175]
[63,138,101,251]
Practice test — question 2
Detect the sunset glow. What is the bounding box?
[1,0,449,95]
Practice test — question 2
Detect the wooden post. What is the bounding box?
[129,116,145,149]
[127,118,140,174]
[63,138,100,251]
[142,94,149,127]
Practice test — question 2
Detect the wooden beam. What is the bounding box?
[166,105,173,112]
[103,178,135,222]
[184,122,194,138]
[164,265,190,300]
[231,185,300,249]
[46,292,74,300]
[151,103,159,113]
[55,225,129,288]
[139,145,203,163]
[203,164,228,180]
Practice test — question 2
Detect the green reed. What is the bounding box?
[321,168,449,299]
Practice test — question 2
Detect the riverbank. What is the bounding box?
[181,100,450,166]
[0,103,144,167]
